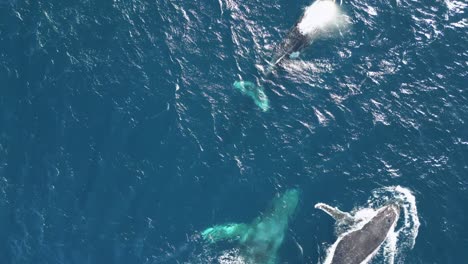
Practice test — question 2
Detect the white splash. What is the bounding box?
[298,0,339,35]
[369,186,420,263]
[391,186,420,248]
[217,248,246,264]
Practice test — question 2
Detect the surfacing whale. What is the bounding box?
[201,189,300,264]
[268,0,339,72]
[316,202,400,264]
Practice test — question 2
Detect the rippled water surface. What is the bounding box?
[0,0,467,263]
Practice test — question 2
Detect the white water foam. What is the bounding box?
[217,248,246,264]
[188,246,246,264]
[374,186,421,264]
[297,0,339,35]
[319,186,420,264]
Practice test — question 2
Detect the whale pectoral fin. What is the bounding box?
[289,51,301,59]
[315,203,354,224]
[201,223,249,244]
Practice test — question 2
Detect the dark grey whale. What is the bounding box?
[316,203,400,264]
[269,24,310,68]
[268,0,339,72]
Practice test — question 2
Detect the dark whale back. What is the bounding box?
[331,206,399,264]
[269,22,310,67]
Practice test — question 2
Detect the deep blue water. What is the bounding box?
[0,0,467,263]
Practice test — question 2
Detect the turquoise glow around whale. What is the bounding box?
[201,189,300,264]
[233,81,270,112]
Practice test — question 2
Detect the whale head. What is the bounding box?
[370,203,400,231]
[321,202,401,264]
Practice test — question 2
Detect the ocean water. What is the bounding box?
[0,0,467,263]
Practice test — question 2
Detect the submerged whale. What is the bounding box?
[202,189,300,264]
[316,202,400,264]
[233,80,270,111]
[268,0,339,72]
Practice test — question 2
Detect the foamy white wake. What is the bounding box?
[370,186,421,264]
[320,186,420,264]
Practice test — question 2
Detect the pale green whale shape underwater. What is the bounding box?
[233,81,270,112]
[201,189,300,264]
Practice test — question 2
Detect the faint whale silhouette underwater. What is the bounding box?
[201,189,300,264]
